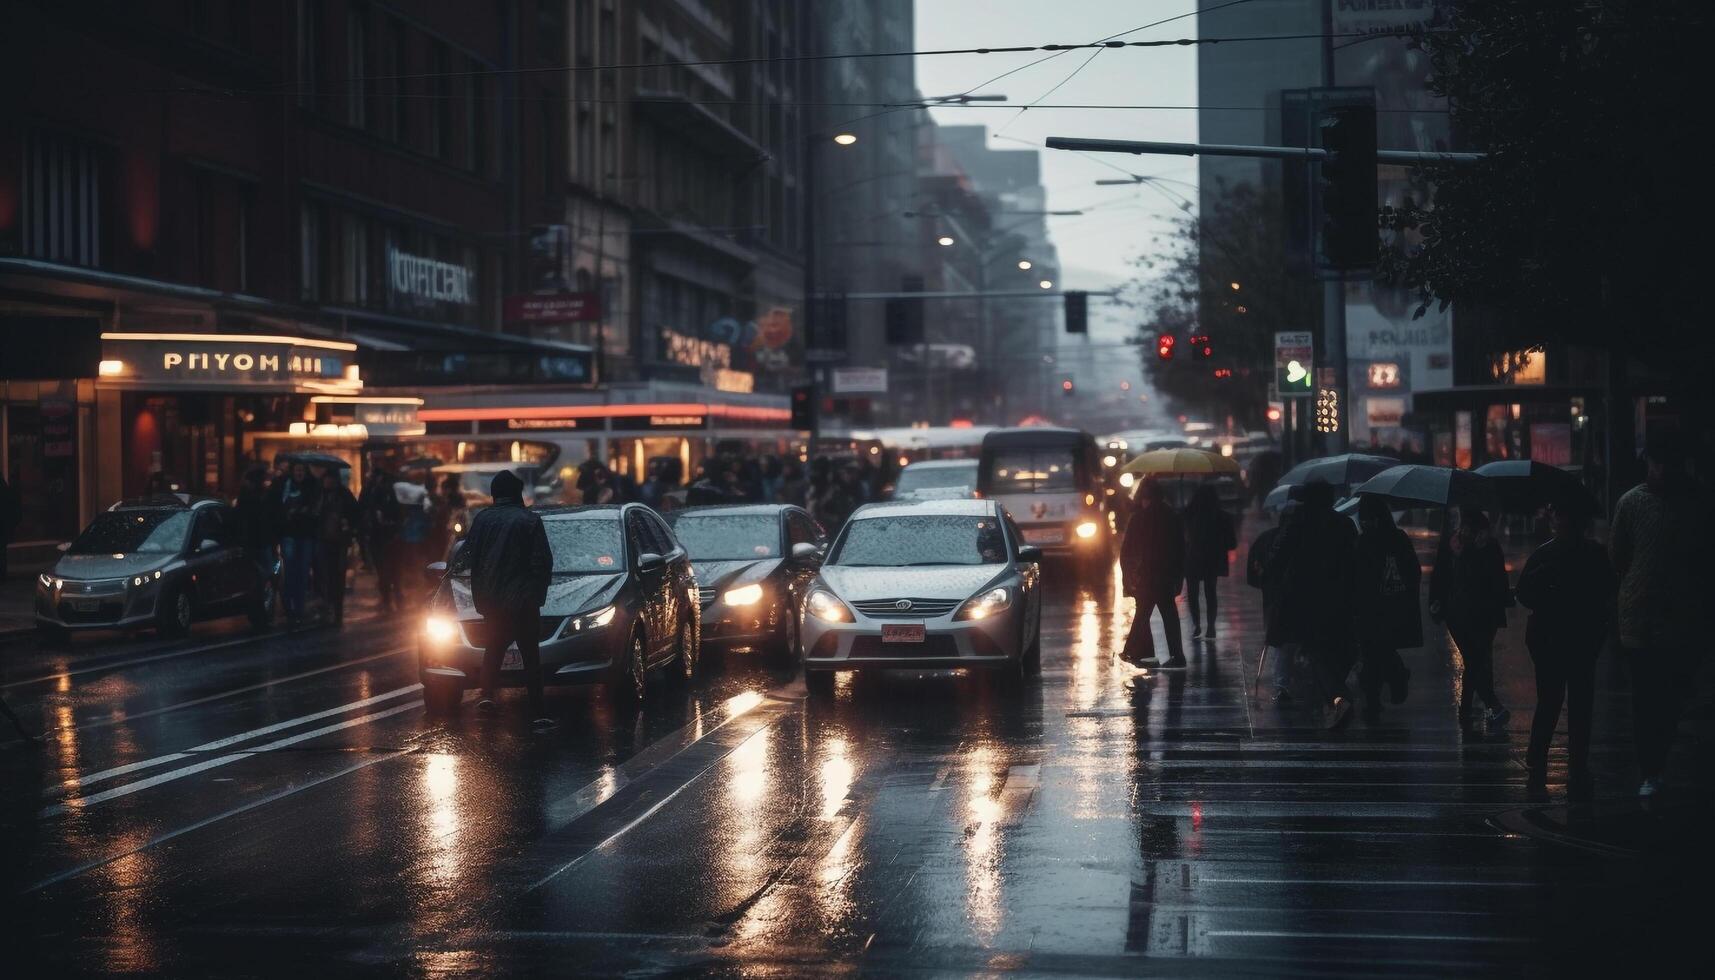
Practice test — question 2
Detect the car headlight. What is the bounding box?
[723,583,764,606]
[806,590,853,623]
[38,572,56,590]
[1075,521,1099,540]
[571,605,617,631]
[424,614,459,644]
[955,587,1012,621]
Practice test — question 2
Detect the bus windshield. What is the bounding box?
[982,448,1078,494]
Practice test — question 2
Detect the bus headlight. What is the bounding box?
[1076,521,1100,539]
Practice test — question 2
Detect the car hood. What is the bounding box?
[54,553,175,579]
[818,564,1005,601]
[691,558,781,592]
[446,572,625,619]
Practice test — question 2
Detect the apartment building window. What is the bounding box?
[22,129,110,268]
[237,186,253,292]
[299,0,321,109]
[300,203,323,300]
[468,66,487,175]
[429,42,452,159]
[346,4,367,128]
[388,18,409,142]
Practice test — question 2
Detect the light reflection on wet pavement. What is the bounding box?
[1,522,1704,975]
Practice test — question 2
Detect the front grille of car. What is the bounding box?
[847,635,961,659]
[850,597,962,619]
[697,587,718,608]
[61,578,126,597]
[461,616,566,648]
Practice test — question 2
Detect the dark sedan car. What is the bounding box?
[417,503,699,713]
[35,494,273,641]
[664,504,827,659]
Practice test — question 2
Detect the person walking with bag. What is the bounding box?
[1352,495,1419,724]
[1516,493,1614,800]
[463,470,555,730]
[1430,506,1512,732]
[1183,484,1237,640]
[1120,478,1187,669]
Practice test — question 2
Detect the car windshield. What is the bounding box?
[830,515,1007,567]
[985,449,1077,493]
[666,514,779,559]
[450,515,623,574]
[70,511,192,555]
[894,464,977,495]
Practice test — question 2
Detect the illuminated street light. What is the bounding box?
[937,235,955,247]
[1017,259,1033,270]
[1038,279,1053,289]
[1230,281,1241,291]
[833,133,858,146]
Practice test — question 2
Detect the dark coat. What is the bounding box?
[1353,524,1424,649]
[317,485,360,544]
[1265,505,1357,646]
[236,483,275,552]
[459,495,553,619]
[1247,525,1283,637]
[271,476,321,541]
[1516,536,1615,658]
[1121,503,1185,602]
[1184,502,1237,579]
[1430,532,1509,631]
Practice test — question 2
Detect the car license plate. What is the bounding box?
[1023,528,1064,544]
[502,649,523,670]
[882,624,925,644]
[71,598,100,611]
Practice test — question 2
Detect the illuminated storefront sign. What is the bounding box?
[312,396,423,436]
[1366,361,1403,389]
[387,246,475,305]
[98,333,361,393]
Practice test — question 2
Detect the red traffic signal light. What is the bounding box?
[1188,334,1212,359]
[1060,378,1075,395]
[1156,333,1176,361]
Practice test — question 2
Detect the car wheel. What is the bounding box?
[769,599,799,664]
[611,630,648,706]
[423,677,464,716]
[669,616,697,686]
[248,579,276,631]
[156,587,192,638]
[1023,622,1043,676]
[805,668,835,699]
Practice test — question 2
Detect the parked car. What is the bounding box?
[417,503,698,713]
[799,498,1043,697]
[664,504,827,659]
[35,494,273,641]
[886,459,979,501]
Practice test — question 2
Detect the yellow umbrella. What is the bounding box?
[1119,447,1239,476]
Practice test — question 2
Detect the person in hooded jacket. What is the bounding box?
[1430,506,1512,732]
[463,470,555,729]
[1248,503,1297,701]
[1352,495,1420,724]
[1266,480,1358,729]
[1516,493,1614,799]
[1182,483,1237,640]
[1120,478,1187,668]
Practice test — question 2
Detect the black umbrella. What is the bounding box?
[1277,453,1399,491]
[400,456,444,471]
[1473,460,1596,513]
[277,451,351,470]
[1354,464,1500,512]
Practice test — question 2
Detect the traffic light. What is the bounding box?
[884,297,924,345]
[1317,102,1377,272]
[1063,290,1088,334]
[790,383,817,431]
[1189,334,1212,359]
[1156,333,1176,361]
[1060,378,1075,396]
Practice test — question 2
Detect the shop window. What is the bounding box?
[22,129,111,268]
[5,402,80,545]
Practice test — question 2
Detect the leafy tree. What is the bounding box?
[1122,180,1318,426]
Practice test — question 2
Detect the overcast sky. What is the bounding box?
[913,0,1202,298]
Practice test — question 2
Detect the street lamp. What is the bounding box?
[1038,279,1053,289]
[937,235,955,247]
[833,133,858,146]
[1017,259,1032,270]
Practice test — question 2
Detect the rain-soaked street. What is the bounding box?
[3,525,1704,977]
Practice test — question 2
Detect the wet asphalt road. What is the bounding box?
[1,529,1704,977]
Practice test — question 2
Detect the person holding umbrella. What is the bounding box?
[1430,506,1512,732]
[1120,477,1187,669]
[1352,495,1419,724]
[1183,483,1236,640]
[1266,480,1358,728]
[1515,492,1613,800]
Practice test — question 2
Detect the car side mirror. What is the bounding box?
[199,538,221,553]
[1017,545,1043,563]
[791,542,822,561]
[424,561,447,585]
[638,552,665,574]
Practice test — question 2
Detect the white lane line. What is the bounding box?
[24,747,416,895]
[72,646,413,732]
[41,698,423,817]
[53,683,423,794]
[1205,929,1529,944]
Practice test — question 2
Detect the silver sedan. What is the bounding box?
[798,498,1043,696]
